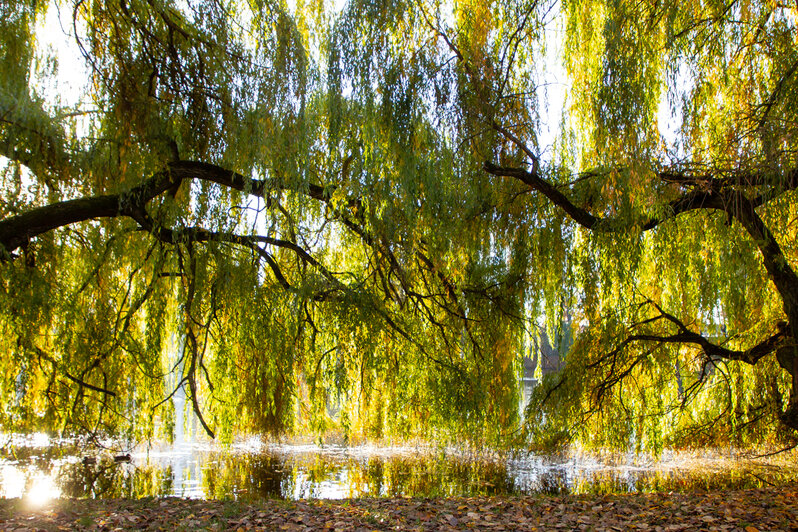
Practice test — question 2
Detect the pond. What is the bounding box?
[2,433,797,504]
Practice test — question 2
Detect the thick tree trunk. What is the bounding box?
[730,194,798,429]
[779,347,798,429]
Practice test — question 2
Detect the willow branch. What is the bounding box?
[621,302,787,366]
[34,347,118,397]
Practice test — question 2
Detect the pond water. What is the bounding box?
[1,434,796,503]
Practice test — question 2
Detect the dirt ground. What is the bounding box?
[1,484,797,531]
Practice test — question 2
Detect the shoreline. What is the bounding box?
[1,484,796,531]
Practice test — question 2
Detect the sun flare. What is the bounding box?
[24,472,61,507]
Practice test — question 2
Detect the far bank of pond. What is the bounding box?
[1,434,797,503]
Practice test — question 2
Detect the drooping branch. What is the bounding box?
[0,160,361,258]
[485,159,798,334]
[628,315,787,366]
[0,168,178,257]
[0,159,495,369]
[182,243,216,439]
[176,164,467,325]
[62,370,118,398]
[756,58,798,131]
[35,347,118,397]
[481,161,794,232]
[587,300,789,382]
[485,160,798,229]
[584,301,789,414]
[133,217,346,299]
[483,161,604,229]
[0,160,453,309]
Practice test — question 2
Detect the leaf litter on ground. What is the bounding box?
[0,484,796,531]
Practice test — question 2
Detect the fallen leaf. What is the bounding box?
[443,514,458,526]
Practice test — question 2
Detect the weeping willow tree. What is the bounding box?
[1,0,797,451]
[511,0,798,451]
[0,0,526,445]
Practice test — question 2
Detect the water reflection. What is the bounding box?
[1,437,797,501]
[58,459,173,499]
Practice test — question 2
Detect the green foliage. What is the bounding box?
[1,0,797,452]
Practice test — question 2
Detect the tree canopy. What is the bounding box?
[1,0,797,451]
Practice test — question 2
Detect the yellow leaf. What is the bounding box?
[745,527,759,532]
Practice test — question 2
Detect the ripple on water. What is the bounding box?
[0,437,796,501]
